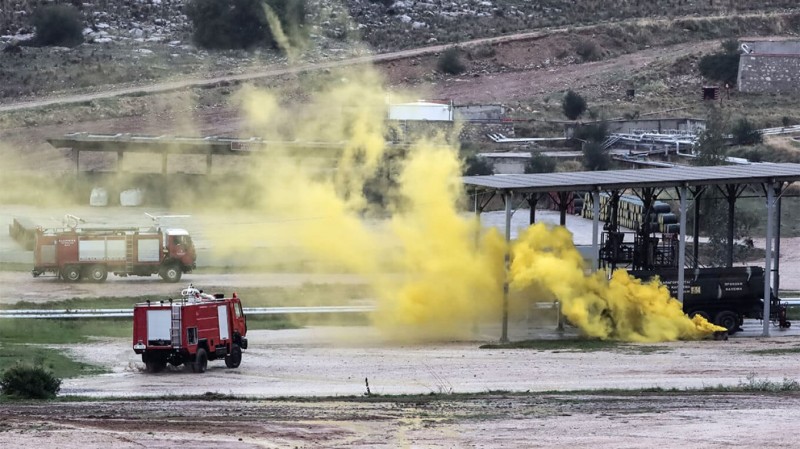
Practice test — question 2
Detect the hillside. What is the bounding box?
[1,1,800,174]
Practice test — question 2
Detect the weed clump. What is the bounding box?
[32,4,84,47]
[575,39,602,61]
[1,364,62,400]
[186,0,306,50]
[437,47,466,75]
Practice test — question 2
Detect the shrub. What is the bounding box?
[698,40,740,86]
[562,90,587,121]
[437,47,466,75]
[186,0,306,50]
[470,43,496,59]
[731,118,762,145]
[525,153,557,173]
[573,121,609,144]
[32,4,84,47]
[1,364,62,399]
[582,141,610,171]
[463,155,493,175]
[575,39,602,61]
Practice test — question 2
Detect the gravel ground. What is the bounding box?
[2,324,800,447]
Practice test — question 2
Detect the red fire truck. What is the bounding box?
[32,215,196,283]
[133,286,248,373]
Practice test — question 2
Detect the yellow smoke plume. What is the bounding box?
[213,61,721,343]
[262,3,298,61]
[374,141,506,340]
[510,223,725,342]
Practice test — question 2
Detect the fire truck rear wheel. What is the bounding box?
[192,348,208,373]
[225,344,242,369]
[88,265,108,283]
[160,264,182,283]
[145,359,167,373]
[62,266,81,283]
[714,311,740,334]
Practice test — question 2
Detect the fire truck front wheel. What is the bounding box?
[191,348,208,373]
[61,266,81,283]
[225,344,242,369]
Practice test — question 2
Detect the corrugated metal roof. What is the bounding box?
[462,163,800,193]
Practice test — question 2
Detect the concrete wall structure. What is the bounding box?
[477,153,530,174]
[741,40,800,54]
[738,54,800,93]
[738,39,800,93]
[455,105,506,121]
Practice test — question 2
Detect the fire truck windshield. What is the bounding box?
[173,235,192,247]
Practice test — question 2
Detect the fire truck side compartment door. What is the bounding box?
[218,305,229,340]
[41,244,56,264]
[79,240,106,261]
[147,310,171,341]
[138,238,160,262]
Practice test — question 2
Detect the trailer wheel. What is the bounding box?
[88,265,108,283]
[160,264,182,283]
[192,348,208,373]
[225,344,242,369]
[62,265,81,283]
[714,311,740,334]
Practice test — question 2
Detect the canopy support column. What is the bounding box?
[501,190,512,343]
[592,189,600,271]
[678,186,687,302]
[763,183,775,337]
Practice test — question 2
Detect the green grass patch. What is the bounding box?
[0,344,105,379]
[1,296,165,311]
[1,284,373,311]
[0,318,131,344]
[0,314,338,342]
[480,339,618,351]
[746,346,800,356]
[0,263,32,272]
[700,374,800,392]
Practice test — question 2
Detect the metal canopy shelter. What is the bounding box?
[47,132,385,175]
[463,163,800,341]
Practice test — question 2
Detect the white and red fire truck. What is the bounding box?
[32,215,196,283]
[133,285,248,373]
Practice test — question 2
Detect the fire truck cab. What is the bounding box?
[133,286,247,373]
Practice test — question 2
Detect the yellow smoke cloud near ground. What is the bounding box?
[215,62,721,343]
[510,223,725,342]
